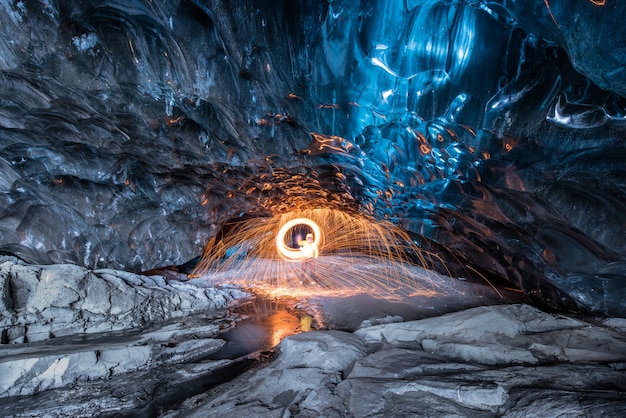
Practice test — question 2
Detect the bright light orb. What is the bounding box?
[275,217,322,262]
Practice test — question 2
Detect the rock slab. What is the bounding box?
[0,259,245,344]
[171,304,626,417]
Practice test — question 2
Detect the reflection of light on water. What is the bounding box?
[191,208,450,300]
[210,298,313,358]
[267,309,301,347]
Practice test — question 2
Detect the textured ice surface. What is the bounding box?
[0,3,624,415]
[0,1,624,313]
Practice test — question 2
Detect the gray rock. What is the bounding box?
[171,304,626,417]
[1,263,625,418]
[274,330,369,373]
[502,389,626,418]
[0,260,241,344]
[0,319,225,398]
[355,304,626,365]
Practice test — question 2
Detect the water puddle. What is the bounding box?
[111,297,313,417]
[208,297,314,360]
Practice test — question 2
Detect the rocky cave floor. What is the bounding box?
[0,255,625,417]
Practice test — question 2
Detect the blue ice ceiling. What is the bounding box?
[0,0,625,315]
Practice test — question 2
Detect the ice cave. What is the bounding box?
[0,0,625,416]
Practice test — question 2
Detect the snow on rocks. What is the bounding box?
[0,259,245,343]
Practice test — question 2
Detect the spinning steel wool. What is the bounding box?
[191,208,447,299]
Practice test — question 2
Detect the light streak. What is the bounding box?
[543,0,560,28]
[275,218,322,261]
[191,208,450,300]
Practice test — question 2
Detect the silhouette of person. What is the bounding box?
[297,233,318,275]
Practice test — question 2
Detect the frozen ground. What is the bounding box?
[170,304,626,417]
[0,257,624,417]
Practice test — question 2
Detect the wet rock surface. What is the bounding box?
[0,259,250,416]
[165,304,626,417]
[0,319,241,417]
[1,261,624,417]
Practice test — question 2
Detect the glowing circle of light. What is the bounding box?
[275,218,322,262]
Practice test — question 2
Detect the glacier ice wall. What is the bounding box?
[0,0,625,314]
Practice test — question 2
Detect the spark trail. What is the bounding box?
[191,208,450,299]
